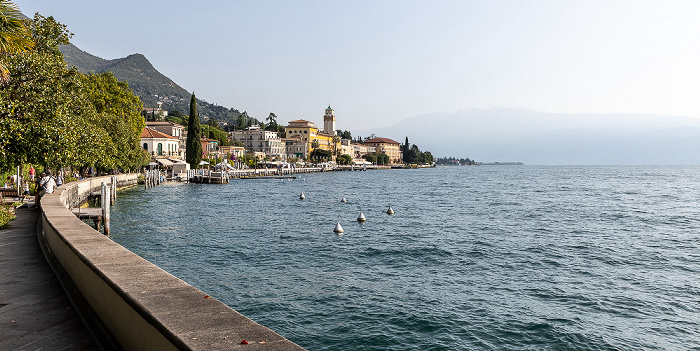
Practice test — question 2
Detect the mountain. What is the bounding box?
[59,44,245,125]
[358,108,700,165]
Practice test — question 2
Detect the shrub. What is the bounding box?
[0,204,16,229]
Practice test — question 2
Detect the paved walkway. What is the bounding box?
[0,207,98,351]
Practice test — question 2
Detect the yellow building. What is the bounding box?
[285,118,339,159]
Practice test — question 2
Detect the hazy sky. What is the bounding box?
[13,0,700,131]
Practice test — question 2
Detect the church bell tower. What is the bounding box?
[323,105,336,135]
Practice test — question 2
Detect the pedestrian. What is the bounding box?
[36,171,56,208]
[55,171,64,187]
[21,180,30,202]
[29,166,35,180]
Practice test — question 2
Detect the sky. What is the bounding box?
[13,0,700,131]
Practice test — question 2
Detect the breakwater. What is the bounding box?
[39,174,304,350]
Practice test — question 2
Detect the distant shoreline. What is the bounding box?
[475,162,524,166]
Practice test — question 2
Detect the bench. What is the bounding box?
[0,187,25,203]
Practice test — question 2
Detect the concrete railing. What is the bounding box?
[40,174,304,350]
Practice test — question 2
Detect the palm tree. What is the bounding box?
[0,0,33,84]
[332,134,341,158]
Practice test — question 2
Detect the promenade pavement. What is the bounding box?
[0,206,98,350]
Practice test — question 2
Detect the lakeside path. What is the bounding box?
[0,207,97,350]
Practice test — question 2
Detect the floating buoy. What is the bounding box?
[299,191,305,200]
[334,221,344,233]
[341,197,347,203]
[386,206,394,215]
[357,211,366,222]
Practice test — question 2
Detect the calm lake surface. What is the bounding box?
[110,166,700,350]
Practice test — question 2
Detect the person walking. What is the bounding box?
[35,171,56,208]
[28,165,35,180]
[55,171,64,187]
[21,180,29,202]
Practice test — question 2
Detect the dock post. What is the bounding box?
[110,176,116,203]
[101,182,111,235]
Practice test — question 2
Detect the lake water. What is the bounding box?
[110,166,700,350]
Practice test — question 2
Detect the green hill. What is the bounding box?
[59,44,246,125]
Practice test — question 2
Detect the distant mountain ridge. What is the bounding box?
[359,108,700,165]
[59,44,243,124]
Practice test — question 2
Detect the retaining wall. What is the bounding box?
[40,174,304,350]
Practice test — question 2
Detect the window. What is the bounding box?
[143,143,148,150]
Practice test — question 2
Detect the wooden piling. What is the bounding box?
[101,182,111,235]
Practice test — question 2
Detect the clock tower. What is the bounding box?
[323,105,336,135]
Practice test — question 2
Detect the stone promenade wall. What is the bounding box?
[39,174,303,350]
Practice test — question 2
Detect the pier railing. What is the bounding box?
[39,174,305,350]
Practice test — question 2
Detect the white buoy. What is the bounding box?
[386,206,394,215]
[341,197,347,203]
[334,221,344,233]
[299,191,306,200]
[357,211,366,222]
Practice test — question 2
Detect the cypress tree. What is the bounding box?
[403,137,410,163]
[186,93,203,169]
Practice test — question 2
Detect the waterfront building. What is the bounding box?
[229,126,285,160]
[146,121,186,159]
[284,112,340,160]
[201,138,220,159]
[364,137,403,164]
[219,145,245,162]
[284,136,309,159]
[140,127,180,157]
[352,143,376,159]
[340,139,354,157]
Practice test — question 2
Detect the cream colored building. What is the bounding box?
[145,121,186,159]
[364,137,403,164]
[229,126,285,160]
[140,127,180,157]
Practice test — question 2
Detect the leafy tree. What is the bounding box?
[309,148,331,161]
[336,130,352,140]
[201,124,229,147]
[0,13,92,172]
[362,153,377,164]
[337,154,352,165]
[0,13,147,173]
[165,114,186,125]
[82,71,147,170]
[375,153,389,165]
[311,139,320,150]
[186,93,203,168]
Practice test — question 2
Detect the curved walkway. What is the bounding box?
[0,207,97,350]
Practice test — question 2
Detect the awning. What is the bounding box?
[156,158,174,166]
